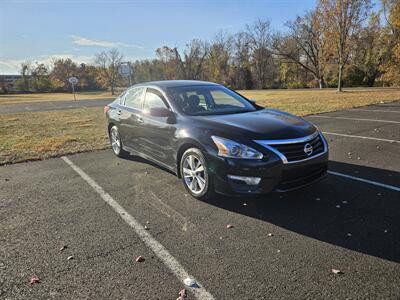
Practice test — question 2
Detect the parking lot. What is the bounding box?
[1,102,399,299]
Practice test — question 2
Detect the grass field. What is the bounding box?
[240,88,400,115]
[0,107,108,164]
[0,91,114,105]
[1,87,399,165]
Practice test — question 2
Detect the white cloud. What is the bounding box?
[0,54,93,75]
[71,35,144,49]
[0,59,26,75]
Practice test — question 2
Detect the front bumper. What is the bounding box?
[208,146,328,195]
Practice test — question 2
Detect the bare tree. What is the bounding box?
[20,60,32,92]
[318,0,372,91]
[156,46,180,79]
[246,19,275,89]
[173,39,209,80]
[95,49,123,95]
[274,10,327,88]
[231,32,254,89]
[207,31,233,84]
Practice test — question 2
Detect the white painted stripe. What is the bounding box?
[61,156,214,300]
[352,109,400,114]
[328,171,400,192]
[322,132,400,144]
[308,115,400,124]
[376,103,400,106]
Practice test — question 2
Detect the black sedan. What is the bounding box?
[104,80,328,200]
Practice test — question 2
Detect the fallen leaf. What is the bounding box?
[59,245,67,252]
[135,256,145,262]
[336,205,341,209]
[29,277,40,284]
[226,224,234,229]
[332,269,343,274]
[243,203,247,206]
[176,288,187,300]
[267,233,273,237]
[342,201,348,204]
[67,255,74,260]
[347,233,352,237]
[144,225,149,230]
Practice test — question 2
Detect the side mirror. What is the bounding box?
[149,107,172,117]
[248,99,256,104]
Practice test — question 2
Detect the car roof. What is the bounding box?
[131,80,220,90]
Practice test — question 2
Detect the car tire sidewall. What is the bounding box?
[180,148,214,200]
[109,125,127,157]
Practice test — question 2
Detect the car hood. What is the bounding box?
[196,109,317,140]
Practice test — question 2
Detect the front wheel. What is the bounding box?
[109,125,129,158]
[180,148,215,200]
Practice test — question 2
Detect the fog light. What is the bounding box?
[228,175,261,185]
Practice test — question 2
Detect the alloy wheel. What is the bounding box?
[182,154,206,194]
[110,127,121,154]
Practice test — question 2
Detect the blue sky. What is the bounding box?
[1,0,327,74]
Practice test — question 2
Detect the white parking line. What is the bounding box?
[308,115,400,124]
[328,171,400,192]
[322,132,400,143]
[61,156,215,300]
[352,109,400,114]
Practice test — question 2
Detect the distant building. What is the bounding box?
[0,75,23,92]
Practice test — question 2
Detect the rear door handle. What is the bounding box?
[137,116,144,124]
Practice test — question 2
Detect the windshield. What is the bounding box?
[167,85,256,116]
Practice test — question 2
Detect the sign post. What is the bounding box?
[119,62,132,86]
[68,77,79,101]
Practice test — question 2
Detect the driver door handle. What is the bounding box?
[137,116,144,124]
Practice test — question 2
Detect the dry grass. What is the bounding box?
[0,87,399,165]
[0,91,114,105]
[239,88,400,116]
[0,107,109,165]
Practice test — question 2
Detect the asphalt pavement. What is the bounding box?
[0,102,399,299]
[0,99,112,114]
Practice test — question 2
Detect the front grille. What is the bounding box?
[277,165,327,191]
[269,134,325,163]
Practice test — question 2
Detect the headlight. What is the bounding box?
[211,136,263,159]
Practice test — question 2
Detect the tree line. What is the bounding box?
[12,0,400,94]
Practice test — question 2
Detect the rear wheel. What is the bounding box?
[109,125,129,158]
[180,148,215,200]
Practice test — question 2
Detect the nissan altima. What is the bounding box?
[105,80,328,200]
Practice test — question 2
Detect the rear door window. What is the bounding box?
[124,87,144,109]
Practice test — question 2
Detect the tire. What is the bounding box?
[180,148,215,200]
[109,125,129,158]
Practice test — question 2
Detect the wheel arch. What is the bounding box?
[107,122,115,135]
[176,139,208,178]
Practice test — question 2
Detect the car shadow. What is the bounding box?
[203,161,400,263]
[122,153,400,263]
